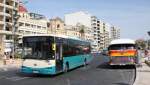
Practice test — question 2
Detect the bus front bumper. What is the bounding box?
[21,66,56,75]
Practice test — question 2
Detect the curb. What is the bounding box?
[145,60,150,67]
[133,65,139,85]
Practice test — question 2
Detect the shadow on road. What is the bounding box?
[16,72,60,78]
[97,62,136,70]
[113,82,130,85]
[16,65,85,78]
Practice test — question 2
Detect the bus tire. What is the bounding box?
[64,62,69,72]
[84,58,87,66]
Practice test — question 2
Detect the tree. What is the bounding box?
[79,25,85,39]
[135,39,146,49]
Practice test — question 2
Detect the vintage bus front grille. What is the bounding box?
[110,56,136,65]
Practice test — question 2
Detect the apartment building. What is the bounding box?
[65,11,95,51]
[48,17,66,35]
[92,16,110,51]
[110,26,120,41]
[18,5,48,44]
[65,11,120,52]
[91,16,101,52]
[65,24,93,42]
[0,0,19,55]
[103,23,111,49]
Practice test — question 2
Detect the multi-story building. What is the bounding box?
[65,24,93,42]
[91,16,101,52]
[18,5,48,44]
[48,17,66,35]
[65,11,120,52]
[65,11,97,51]
[110,26,120,41]
[91,16,111,51]
[0,0,19,55]
[103,23,111,49]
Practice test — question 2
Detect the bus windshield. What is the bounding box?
[108,44,136,50]
[23,37,55,60]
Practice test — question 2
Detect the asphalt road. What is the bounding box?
[0,54,136,85]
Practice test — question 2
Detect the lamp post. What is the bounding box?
[147,31,150,49]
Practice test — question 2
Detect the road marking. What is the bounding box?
[5,76,30,81]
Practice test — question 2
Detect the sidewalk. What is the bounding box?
[134,61,150,85]
[0,59,22,70]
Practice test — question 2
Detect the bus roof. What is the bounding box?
[110,39,135,45]
[23,34,89,42]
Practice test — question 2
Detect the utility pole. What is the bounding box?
[148,31,150,49]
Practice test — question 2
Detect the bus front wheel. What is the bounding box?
[64,62,69,72]
[84,58,87,66]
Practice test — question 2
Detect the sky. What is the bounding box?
[24,0,150,40]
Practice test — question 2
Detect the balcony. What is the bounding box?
[6,22,13,26]
[0,30,13,35]
[5,4,13,9]
[0,3,4,7]
[0,12,4,16]
[0,21,4,25]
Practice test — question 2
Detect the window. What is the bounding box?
[6,35,12,40]
[6,27,9,31]
[37,26,41,29]
[6,18,9,22]
[19,22,24,26]
[15,2,18,7]
[6,10,9,14]
[63,39,90,57]
[57,24,60,28]
[25,23,30,27]
[6,2,9,5]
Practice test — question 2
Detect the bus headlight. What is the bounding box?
[46,60,51,65]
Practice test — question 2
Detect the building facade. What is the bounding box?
[91,16,111,51]
[18,5,48,44]
[65,11,96,51]
[65,11,120,52]
[0,0,19,55]
[65,24,93,42]
[48,17,66,35]
[110,26,120,41]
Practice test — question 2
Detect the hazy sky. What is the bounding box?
[25,0,150,39]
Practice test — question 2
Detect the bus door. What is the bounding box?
[55,44,63,72]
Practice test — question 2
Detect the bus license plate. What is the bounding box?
[33,70,39,73]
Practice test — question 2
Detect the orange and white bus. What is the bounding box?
[108,39,137,65]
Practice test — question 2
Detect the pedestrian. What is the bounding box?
[3,52,7,65]
[137,48,142,67]
[9,54,14,64]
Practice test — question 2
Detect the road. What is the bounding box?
[0,54,136,85]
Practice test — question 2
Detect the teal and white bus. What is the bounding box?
[21,34,92,75]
